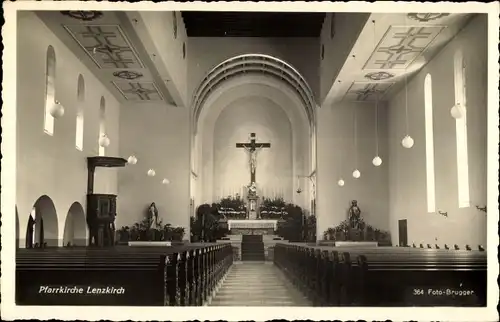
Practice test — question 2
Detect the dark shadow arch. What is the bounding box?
[63,202,87,247]
[27,195,59,248]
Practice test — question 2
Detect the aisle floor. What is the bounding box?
[209,262,311,306]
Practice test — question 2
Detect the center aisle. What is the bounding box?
[209,262,311,306]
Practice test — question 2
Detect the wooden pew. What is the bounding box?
[274,243,486,307]
[338,247,486,306]
[16,244,233,306]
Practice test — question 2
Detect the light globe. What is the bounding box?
[401,135,414,149]
[451,104,464,119]
[127,155,138,165]
[99,135,110,148]
[50,100,65,118]
[372,156,383,167]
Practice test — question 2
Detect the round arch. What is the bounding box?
[27,195,59,248]
[192,74,315,208]
[63,202,87,247]
[192,54,317,134]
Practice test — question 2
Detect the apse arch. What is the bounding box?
[63,202,87,247]
[198,75,310,132]
[192,54,317,133]
[27,195,59,247]
[194,77,313,207]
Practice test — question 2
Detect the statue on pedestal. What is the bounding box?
[247,182,257,198]
[148,202,159,229]
[348,200,361,230]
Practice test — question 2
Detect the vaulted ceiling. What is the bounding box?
[182,12,326,37]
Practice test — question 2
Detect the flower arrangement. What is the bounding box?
[190,204,229,242]
[260,197,288,219]
[322,219,391,243]
[116,205,185,242]
[216,195,246,219]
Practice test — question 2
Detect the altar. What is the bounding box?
[227,219,278,235]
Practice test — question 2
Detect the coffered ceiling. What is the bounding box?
[325,12,474,104]
[35,10,178,105]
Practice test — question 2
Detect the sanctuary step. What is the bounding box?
[209,262,310,306]
[241,235,265,261]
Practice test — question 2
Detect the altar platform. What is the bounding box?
[227,219,278,231]
[216,233,285,261]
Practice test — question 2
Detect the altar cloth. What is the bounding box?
[228,219,278,230]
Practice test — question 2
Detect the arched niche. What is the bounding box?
[63,202,87,247]
[26,195,59,248]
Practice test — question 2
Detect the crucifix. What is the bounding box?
[236,133,271,184]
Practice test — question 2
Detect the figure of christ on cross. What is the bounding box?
[236,133,271,185]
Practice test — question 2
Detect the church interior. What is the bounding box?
[9,7,495,312]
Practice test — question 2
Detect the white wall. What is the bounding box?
[137,11,188,105]
[317,102,390,238]
[117,103,191,234]
[387,15,488,247]
[213,96,293,200]
[16,12,120,247]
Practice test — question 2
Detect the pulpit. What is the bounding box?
[86,156,128,247]
[87,194,117,247]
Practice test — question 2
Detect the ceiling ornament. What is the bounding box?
[64,25,144,69]
[407,13,450,23]
[365,71,395,81]
[61,11,103,21]
[113,81,164,101]
[113,70,143,80]
[363,26,444,70]
[343,82,394,102]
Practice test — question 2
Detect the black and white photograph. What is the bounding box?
[2,1,498,321]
